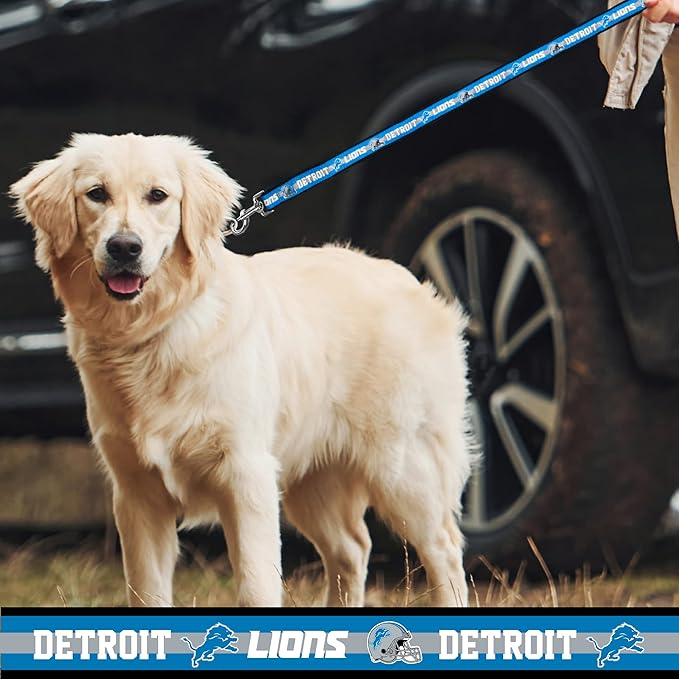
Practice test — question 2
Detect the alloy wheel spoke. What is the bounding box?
[490,391,535,490]
[493,239,533,357]
[497,305,552,364]
[463,215,486,337]
[494,382,557,434]
[465,465,487,526]
[417,236,456,301]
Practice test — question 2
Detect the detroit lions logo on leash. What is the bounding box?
[587,623,644,669]
[181,623,239,668]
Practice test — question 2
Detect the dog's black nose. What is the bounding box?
[106,233,143,263]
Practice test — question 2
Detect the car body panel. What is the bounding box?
[1,0,679,434]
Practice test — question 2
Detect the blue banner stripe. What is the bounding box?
[5,614,679,633]
[258,0,646,212]
[3,614,679,671]
[4,652,679,671]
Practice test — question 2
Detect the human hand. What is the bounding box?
[644,0,679,23]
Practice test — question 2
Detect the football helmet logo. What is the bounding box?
[367,621,422,664]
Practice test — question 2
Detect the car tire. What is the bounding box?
[384,149,678,575]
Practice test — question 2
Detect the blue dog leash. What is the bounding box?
[224,0,647,236]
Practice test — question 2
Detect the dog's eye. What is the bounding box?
[86,187,108,203]
[148,188,168,203]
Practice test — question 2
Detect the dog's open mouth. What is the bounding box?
[103,272,146,300]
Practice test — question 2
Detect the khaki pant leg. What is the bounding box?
[662,27,679,238]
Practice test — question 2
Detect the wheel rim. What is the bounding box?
[410,207,566,534]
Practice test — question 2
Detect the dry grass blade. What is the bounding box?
[601,542,623,579]
[484,572,496,606]
[469,573,481,608]
[336,574,344,607]
[393,564,425,591]
[448,577,464,607]
[511,560,527,602]
[613,552,640,607]
[527,536,558,607]
[143,590,171,607]
[274,564,298,607]
[408,585,444,606]
[477,555,524,604]
[402,525,411,607]
[126,583,147,607]
[582,562,593,608]
[56,585,67,607]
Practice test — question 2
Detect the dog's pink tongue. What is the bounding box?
[107,274,142,294]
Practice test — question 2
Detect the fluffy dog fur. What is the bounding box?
[10,133,473,607]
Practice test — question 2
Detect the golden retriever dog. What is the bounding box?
[10,133,473,607]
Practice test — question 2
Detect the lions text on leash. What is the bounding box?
[10,133,475,607]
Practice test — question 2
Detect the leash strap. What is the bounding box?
[225,0,647,236]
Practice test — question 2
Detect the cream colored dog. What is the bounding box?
[11,133,473,607]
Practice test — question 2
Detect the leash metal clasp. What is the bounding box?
[223,191,271,237]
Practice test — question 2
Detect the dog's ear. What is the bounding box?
[177,140,243,259]
[9,151,77,266]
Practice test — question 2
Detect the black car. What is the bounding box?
[2,0,679,573]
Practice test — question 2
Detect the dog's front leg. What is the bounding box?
[113,481,178,607]
[99,435,178,607]
[217,454,282,606]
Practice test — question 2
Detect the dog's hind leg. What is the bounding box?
[283,464,371,607]
[372,434,470,607]
[414,512,468,607]
[375,494,468,607]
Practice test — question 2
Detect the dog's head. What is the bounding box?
[10,133,242,331]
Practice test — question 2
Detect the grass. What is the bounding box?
[2,537,679,607]
[2,437,679,607]
[0,439,110,526]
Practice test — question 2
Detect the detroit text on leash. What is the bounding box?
[225,0,647,235]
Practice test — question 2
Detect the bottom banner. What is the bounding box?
[1,610,677,671]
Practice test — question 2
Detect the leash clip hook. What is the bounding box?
[223,191,271,238]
